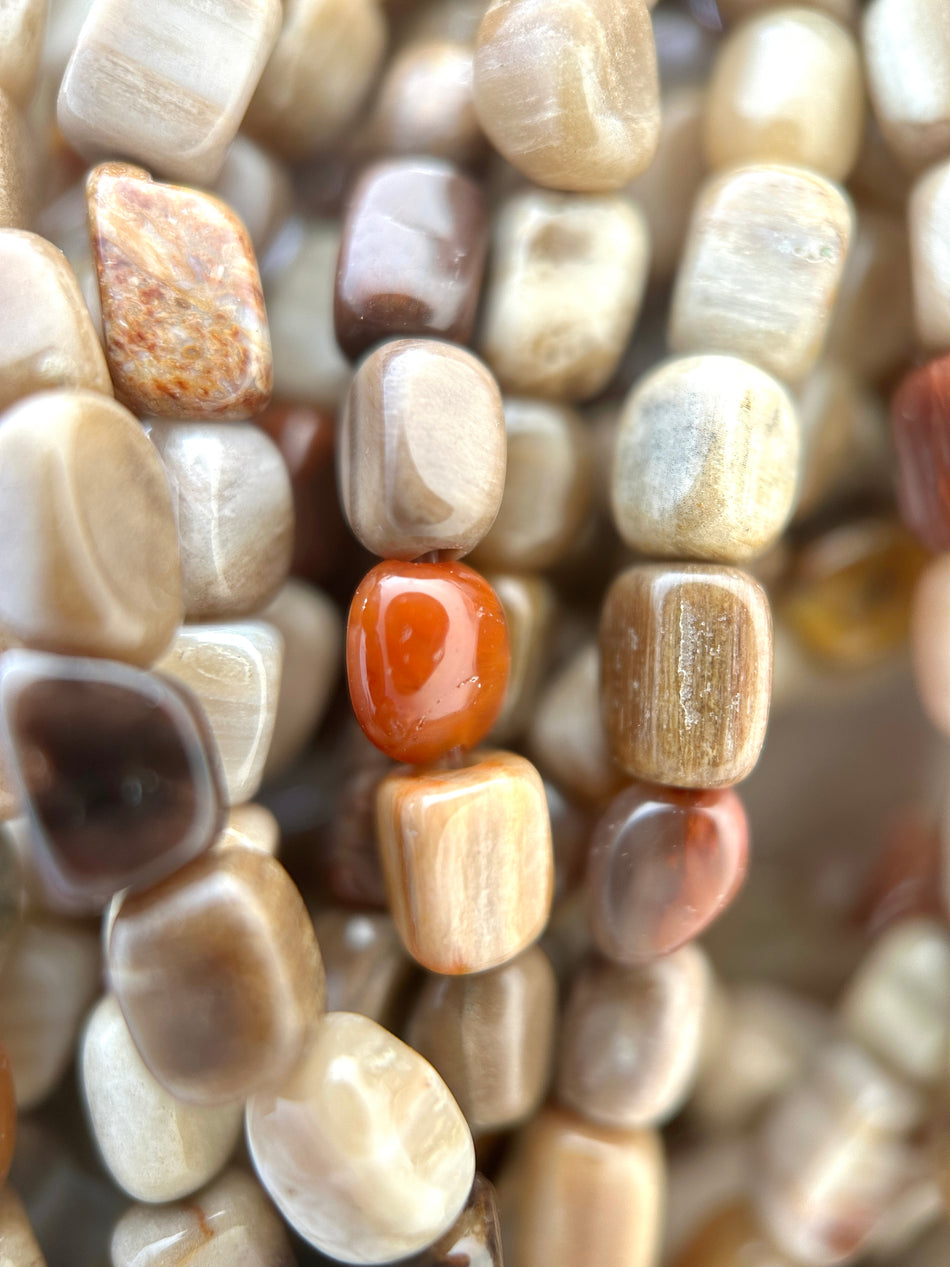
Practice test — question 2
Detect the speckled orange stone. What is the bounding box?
[87,162,272,420]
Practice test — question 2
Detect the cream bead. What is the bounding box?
[912,555,950,737]
[909,160,950,351]
[718,0,856,22]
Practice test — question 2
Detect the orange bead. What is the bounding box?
[347,560,510,764]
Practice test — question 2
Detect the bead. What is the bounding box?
[673,1202,797,1267]
[0,1188,45,1265]
[718,0,856,21]
[0,230,111,412]
[311,910,414,1027]
[0,1041,14,1188]
[57,0,280,184]
[794,363,885,521]
[110,1168,296,1266]
[0,391,181,665]
[664,1139,751,1263]
[586,782,749,965]
[505,1106,663,1267]
[347,560,509,764]
[893,358,950,551]
[377,750,554,974]
[147,422,293,621]
[486,573,555,744]
[612,354,799,563]
[0,650,225,913]
[670,165,853,383]
[407,945,557,1133]
[335,161,488,360]
[556,947,710,1129]
[211,136,292,255]
[216,803,280,856]
[472,0,660,192]
[912,556,950,736]
[339,340,505,560]
[909,160,950,351]
[704,8,863,181]
[399,1173,502,1267]
[88,163,272,420]
[81,995,242,1202]
[108,846,326,1105]
[319,759,391,910]
[246,1011,475,1264]
[155,622,282,806]
[0,0,45,105]
[245,0,386,159]
[601,564,773,788]
[0,89,32,231]
[478,190,649,402]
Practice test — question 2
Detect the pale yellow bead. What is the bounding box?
[909,159,950,351]
[864,0,950,172]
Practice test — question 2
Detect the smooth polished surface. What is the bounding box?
[339,339,505,560]
[246,1011,475,1264]
[335,161,488,360]
[794,362,885,521]
[58,0,280,183]
[587,781,748,964]
[0,90,32,230]
[88,163,272,420]
[347,560,509,764]
[211,135,292,255]
[910,160,950,350]
[377,750,554,974]
[893,355,950,551]
[0,391,182,665]
[912,555,950,737]
[311,909,413,1027]
[670,164,853,382]
[612,354,799,562]
[400,1173,502,1267]
[0,0,45,105]
[487,573,555,743]
[472,0,660,191]
[0,1187,46,1266]
[216,802,280,856]
[109,846,326,1105]
[601,564,773,788]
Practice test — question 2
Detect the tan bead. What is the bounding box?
[0,231,111,411]
[245,0,386,159]
[0,0,46,106]
[339,339,506,560]
[0,1188,46,1266]
[216,803,280,856]
[670,165,853,383]
[664,1139,751,1263]
[246,1011,475,1264]
[211,136,292,255]
[154,622,283,805]
[377,750,554,974]
[487,573,555,744]
[472,0,660,192]
[407,945,557,1134]
[0,390,182,665]
[910,160,950,351]
[601,564,773,788]
[673,1202,798,1267]
[147,422,293,622]
[912,556,950,737]
[311,910,414,1027]
[794,366,887,520]
[612,354,799,563]
[705,8,863,181]
[478,190,649,401]
[0,89,33,231]
[58,0,280,184]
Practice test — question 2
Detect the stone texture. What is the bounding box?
[893,356,950,551]
[400,1174,502,1267]
[487,573,555,744]
[246,1011,475,1264]
[0,1187,46,1266]
[0,0,46,105]
[0,89,32,230]
[58,0,281,184]
[794,363,886,521]
[88,163,272,420]
[311,910,413,1028]
[909,159,950,350]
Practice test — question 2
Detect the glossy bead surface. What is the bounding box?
[246,1011,475,1264]
[587,782,748,965]
[0,0,45,106]
[893,355,950,550]
[912,556,950,736]
[601,564,773,788]
[108,846,326,1105]
[88,163,272,420]
[312,910,414,1027]
[211,135,292,255]
[0,90,32,231]
[339,339,505,561]
[335,160,488,360]
[487,573,555,744]
[0,1188,45,1265]
[400,1173,502,1267]
[910,160,950,351]
[347,560,509,764]
[377,750,554,974]
[472,0,660,191]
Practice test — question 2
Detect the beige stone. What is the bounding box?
[216,803,281,856]
[0,89,32,230]
[211,136,292,254]
[912,555,950,738]
[794,362,887,520]
[0,1187,45,1266]
[311,910,414,1027]
[487,573,555,744]
[909,160,950,351]
[718,0,856,21]
[0,0,46,105]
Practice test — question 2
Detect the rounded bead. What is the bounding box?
[892,355,950,551]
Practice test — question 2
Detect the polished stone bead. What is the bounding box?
[912,556,950,736]
[0,231,111,412]
[87,163,272,420]
[794,363,885,522]
[246,1011,475,1264]
[347,560,509,765]
[486,573,555,744]
[0,90,32,231]
[110,1167,297,1267]
[612,354,799,563]
[245,0,386,159]
[211,136,292,255]
[0,391,181,665]
[81,994,242,1202]
[147,421,293,621]
[335,161,488,361]
[318,758,392,910]
[601,564,773,788]
[670,165,853,383]
[155,622,283,806]
[339,339,505,560]
[663,1138,751,1263]
[0,650,225,913]
[407,945,557,1134]
[910,161,950,351]
[216,803,280,857]
[108,846,326,1105]
[377,750,554,974]
[399,1173,501,1267]
[472,0,660,191]
[312,909,413,1027]
[478,190,649,401]
[0,1040,14,1188]
[0,0,45,105]
[58,0,280,184]
[673,1202,797,1267]
[718,0,856,20]
[893,356,950,551]
[587,782,748,965]
[0,1187,46,1265]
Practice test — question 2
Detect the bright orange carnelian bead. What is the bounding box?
[347,560,510,764]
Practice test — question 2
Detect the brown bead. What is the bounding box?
[108,845,326,1104]
[601,564,773,788]
[315,757,391,909]
[673,1202,797,1267]
[311,909,414,1028]
[335,160,488,360]
[87,162,272,420]
[401,1173,502,1267]
[0,1040,15,1188]
[486,573,555,744]
[893,355,950,552]
[407,945,557,1133]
